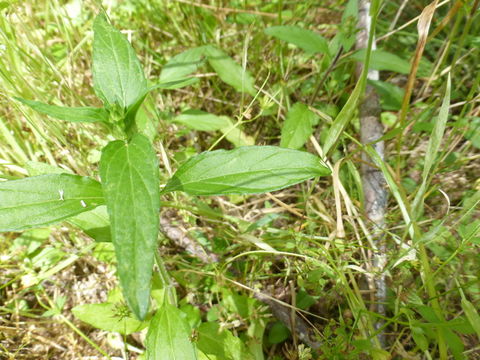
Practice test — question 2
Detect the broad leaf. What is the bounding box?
[172,110,254,146]
[0,174,104,231]
[22,161,110,242]
[145,303,197,360]
[160,46,206,84]
[265,25,329,55]
[69,205,111,242]
[92,13,147,111]
[173,109,231,131]
[100,134,160,320]
[25,161,71,176]
[352,49,411,74]
[163,146,330,196]
[221,123,255,147]
[72,302,147,335]
[280,103,318,149]
[204,46,256,96]
[154,77,199,90]
[197,322,251,360]
[16,98,109,123]
[268,322,290,344]
[367,80,404,111]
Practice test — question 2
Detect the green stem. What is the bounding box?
[154,250,177,307]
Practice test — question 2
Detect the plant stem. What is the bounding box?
[355,0,388,347]
[154,249,177,307]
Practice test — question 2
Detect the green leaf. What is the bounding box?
[204,46,256,96]
[280,103,318,149]
[221,122,255,147]
[352,49,410,74]
[100,134,160,320]
[367,80,405,111]
[160,46,206,84]
[172,110,254,147]
[464,117,480,149]
[197,322,251,360]
[462,298,480,341]
[268,322,290,344]
[16,98,109,123]
[92,13,147,111]
[68,205,111,242]
[412,75,450,217]
[25,161,71,176]
[145,303,198,360]
[163,146,330,196]
[422,75,451,179]
[133,97,160,142]
[264,25,329,55]
[21,161,110,242]
[323,77,363,155]
[411,326,429,351]
[0,174,104,232]
[173,109,231,131]
[154,77,199,90]
[72,302,147,335]
[440,328,465,360]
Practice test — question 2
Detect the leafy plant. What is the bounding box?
[0,12,330,356]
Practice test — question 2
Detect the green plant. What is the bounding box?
[0,13,330,357]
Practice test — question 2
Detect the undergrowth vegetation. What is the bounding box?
[0,0,479,359]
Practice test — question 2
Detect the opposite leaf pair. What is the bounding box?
[3,13,330,321]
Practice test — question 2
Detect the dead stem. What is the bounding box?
[356,0,388,347]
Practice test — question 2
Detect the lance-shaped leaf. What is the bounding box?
[159,46,206,84]
[73,302,148,335]
[351,49,432,75]
[0,174,104,231]
[323,78,363,156]
[280,103,319,150]
[172,109,254,147]
[204,45,256,96]
[145,303,198,360]
[93,13,147,111]
[265,25,329,55]
[15,98,109,123]
[173,109,231,131]
[69,205,112,242]
[22,161,112,242]
[163,146,330,196]
[100,134,160,320]
[197,322,250,360]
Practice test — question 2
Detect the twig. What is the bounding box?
[160,215,219,264]
[356,0,388,347]
[308,46,344,106]
[254,292,322,351]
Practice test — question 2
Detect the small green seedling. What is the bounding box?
[0,13,330,357]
